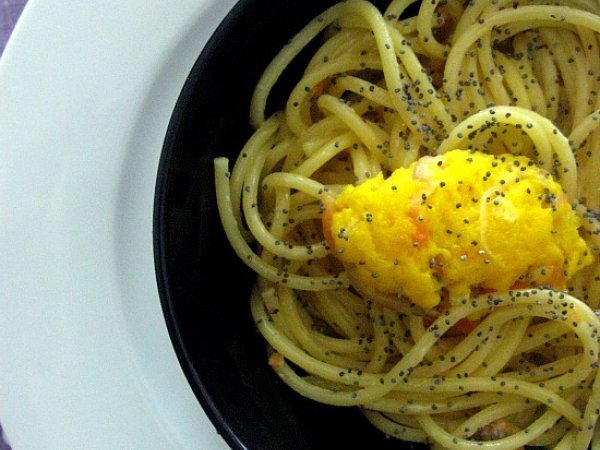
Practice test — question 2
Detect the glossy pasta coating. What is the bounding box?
[214,0,600,448]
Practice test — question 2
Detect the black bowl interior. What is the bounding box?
[154,0,425,449]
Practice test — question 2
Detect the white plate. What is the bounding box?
[0,0,236,448]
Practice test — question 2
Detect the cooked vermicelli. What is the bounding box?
[214,0,600,448]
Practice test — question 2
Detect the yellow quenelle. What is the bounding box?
[326,150,593,309]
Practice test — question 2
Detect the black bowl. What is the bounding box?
[154,0,425,448]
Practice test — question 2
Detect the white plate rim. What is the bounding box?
[0,0,236,448]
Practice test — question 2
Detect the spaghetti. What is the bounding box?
[214,0,600,448]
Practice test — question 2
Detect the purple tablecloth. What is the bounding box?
[1,1,28,447]
[0,0,26,54]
